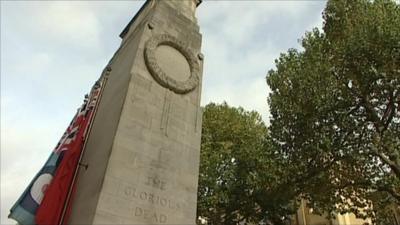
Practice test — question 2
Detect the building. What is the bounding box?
[291,200,372,225]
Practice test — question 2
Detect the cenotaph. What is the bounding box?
[68,0,204,224]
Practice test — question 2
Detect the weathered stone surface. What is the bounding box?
[68,0,203,224]
[144,34,200,94]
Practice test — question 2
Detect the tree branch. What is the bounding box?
[376,186,400,203]
[381,92,395,133]
[371,146,400,179]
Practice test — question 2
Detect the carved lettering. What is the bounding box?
[134,207,167,224]
[123,185,180,210]
[148,193,155,204]
[134,207,142,216]
[124,186,137,198]
[139,191,147,200]
[145,176,166,190]
[160,198,168,207]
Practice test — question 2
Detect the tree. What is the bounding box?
[266,0,400,223]
[197,103,295,225]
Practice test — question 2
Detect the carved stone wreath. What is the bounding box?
[144,34,200,94]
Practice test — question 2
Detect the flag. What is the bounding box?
[7,114,78,225]
[8,80,103,225]
[35,81,102,225]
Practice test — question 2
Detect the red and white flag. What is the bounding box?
[35,80,103,225]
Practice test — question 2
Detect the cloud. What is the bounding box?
[2,1,102,49]
[1,2,143,224]
[198,1,326,122]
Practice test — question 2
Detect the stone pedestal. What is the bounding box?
[68,1,203,224]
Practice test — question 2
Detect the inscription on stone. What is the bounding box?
[145,175,166,190]
[123,185,181,210]
[68,0,203,224]
[134,207,167,224]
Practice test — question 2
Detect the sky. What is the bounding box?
[1,1,326,224]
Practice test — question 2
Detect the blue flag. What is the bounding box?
[8,107,83,225]
[8,152,62,224]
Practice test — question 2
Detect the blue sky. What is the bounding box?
[1,1,326,224]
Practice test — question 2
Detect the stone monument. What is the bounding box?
[68,0,203,224]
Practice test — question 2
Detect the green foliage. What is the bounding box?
[267,0,400,223]
[197,103,296,225]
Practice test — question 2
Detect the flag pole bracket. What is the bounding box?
[78,162,89,170]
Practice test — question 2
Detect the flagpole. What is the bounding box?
[58,66,112,225]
